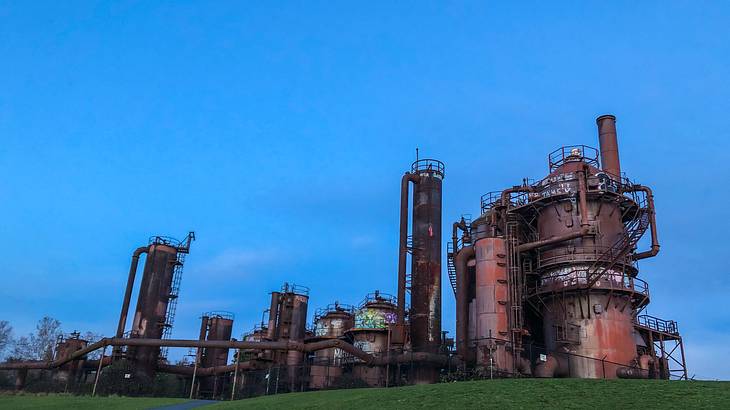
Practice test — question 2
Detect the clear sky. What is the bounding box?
[1,2,728,379]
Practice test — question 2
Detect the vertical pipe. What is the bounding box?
[189,360,198,399]
[596,114,621,179]
[455,246,475,361]
[231,354,240,400]
[267,292,281,340]
[397,173,418,328]
[92,346,106,397]
[577,166,590,227]
[116,247,148,339]
[191,315,207,399]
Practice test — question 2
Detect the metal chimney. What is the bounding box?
[596,114,621,179]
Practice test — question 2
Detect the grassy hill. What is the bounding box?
[2,379,728,409]
[211,379,730,409]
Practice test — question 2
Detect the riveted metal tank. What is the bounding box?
[473,237,512,374]
[199,311,235,398]
[263,283,309,391]
[309,303,355,389]
[347,292,397,387]
[522,117,653,378]
[127,240,179,376]
[53,332,88,383]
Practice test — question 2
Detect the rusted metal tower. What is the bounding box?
[450,115,686,379]
[198,311,235,398]
[396,156,445,383]
[115,232,195,377]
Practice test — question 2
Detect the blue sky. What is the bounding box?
[1,2,728,379]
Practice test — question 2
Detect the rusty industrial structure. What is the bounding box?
[115,232,196,377]
[0,115,687,398]
[449,115,685,379]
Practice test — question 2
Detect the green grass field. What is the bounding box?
[211,379,730,409]
[2,380,729,409]
[0,394,186,410]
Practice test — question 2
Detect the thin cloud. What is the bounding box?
[190,248,280,278]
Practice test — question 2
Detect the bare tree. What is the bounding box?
[82,331,103,360]
[9,317,62,361]
[0,321,12,358]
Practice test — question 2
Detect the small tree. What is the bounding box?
[10,317,62,361]
[0,320,12,358]
[83,331,103,360]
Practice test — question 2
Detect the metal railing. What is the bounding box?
[281,282,310,296]
[411,158,445,177]
[636,315,679,335]
[548,145,600,172]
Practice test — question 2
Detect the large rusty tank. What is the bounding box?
[117,232,194,378]
[53,332,88,383]
[199,311,235,398]
[396,158,445,384]
[450,115,684,379]
[347,292,397,387]
[309,303,355,389]
[263,283,309,391]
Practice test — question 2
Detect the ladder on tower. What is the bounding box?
[161,252,186,358]
[506,219,524,372]
[446,242,457,296]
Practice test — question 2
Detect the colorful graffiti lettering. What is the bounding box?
[355,309,398,329]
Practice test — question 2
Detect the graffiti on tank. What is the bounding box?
[353,340,373,354]
[355,309,397,329]
[540,265,647,295]
[315,318,343,337]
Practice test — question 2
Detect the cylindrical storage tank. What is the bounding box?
[309,304,355,389]
[541,293,637,378]
[348,293,397,387]
[53,334,88,383]
[474,237,512,374]
[409,160,444,355]
[531,150,642,378]
[409,159,444,384]
[201,312,235,368]
[266,292,281,341]
[240,325,268,361]
[285,288,309,391]
[200,312,234,398]
[536,169,628,272]
[128,242,179,376]
[349,328,390,387]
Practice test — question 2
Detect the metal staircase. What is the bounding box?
[585,206,651,288]
[446,242,457,296]
[161,252,186,358]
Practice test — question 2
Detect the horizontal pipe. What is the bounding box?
[0,338,370,370]
[0,337,455,372]
[303,339,374,364]
[616,367,649,379]
[517,226,593,252]
[158,361,259,376]
[0,338,109,370]
[370,351,455,367]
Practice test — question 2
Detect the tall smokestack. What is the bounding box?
[596,114,621,179]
